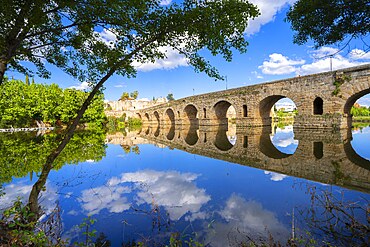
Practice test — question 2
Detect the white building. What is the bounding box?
[104,97,168,118]
[274,102,296,112]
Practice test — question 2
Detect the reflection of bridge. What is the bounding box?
[136,65,370,129]
[136,125,370,192]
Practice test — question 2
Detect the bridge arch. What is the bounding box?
[344,89,370,116]
[184,104,199,125]
[259,95,297,126]
[135,113,142,119]
[213,100,236,126]
[343,82,370,127]
[164,108,175,125]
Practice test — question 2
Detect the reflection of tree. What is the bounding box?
[295,185,369,246]
[0,130,108,245]
[120,144,140,155]
[0,130,107,183]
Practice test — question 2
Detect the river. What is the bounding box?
[0,124,369,246]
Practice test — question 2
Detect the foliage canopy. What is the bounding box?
[0,0,260,83]
[286,0,370,49]
[0,79,105,128]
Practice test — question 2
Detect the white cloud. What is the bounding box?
[114,84,125,88]
[259,53,305,75]
[246,0,296,35]
[357,96,370,107]
[132,46,189,72]
[69,81,90,90]
[204,194,290,246]
[349,49,370,60]
[259,47,370,76]
[252,70,264,79]
[264,171,288,181]
[94,28,117,48]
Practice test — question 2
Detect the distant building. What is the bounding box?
[275,103,296,112]
[353,102,361,108]
[104,97,167,118]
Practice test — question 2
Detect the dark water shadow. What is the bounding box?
[166,125,175,141]
[214,127,234,151]
[259,127,292,159]
[185,127,199,146]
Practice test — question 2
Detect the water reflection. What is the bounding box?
[270,125,298,155]
[214,126,235,151]
[184,127,199,146]
[140,124,370,192]
[0,125,369,246]
[205,194,290,246]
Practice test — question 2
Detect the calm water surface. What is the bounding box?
[0,124,369,246]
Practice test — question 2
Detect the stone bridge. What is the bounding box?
[137,125,370,192]
[136,65,370,129]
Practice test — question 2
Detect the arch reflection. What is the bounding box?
[166,125,175,141]
[154,125,160,137]
[346,125,370,170]
[214,126,235,151]
[184,127,199,146]
[136,125,370,191]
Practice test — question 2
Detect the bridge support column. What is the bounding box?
[294,114,349,129]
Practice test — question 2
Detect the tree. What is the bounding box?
[1,1,260,194]
[166,93,175,101]
[130,90,139,100]
[25,74,29,85]
[286,0,370,49]
[120,92,129,101]
[0,79,105,127]
[1,1,259,84]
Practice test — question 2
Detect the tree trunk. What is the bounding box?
[27,68,115,218]
[0,60,7,85]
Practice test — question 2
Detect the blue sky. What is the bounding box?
[6,0,370,106]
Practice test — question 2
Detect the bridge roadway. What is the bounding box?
[127,124,370,193]
[136,64,370,129]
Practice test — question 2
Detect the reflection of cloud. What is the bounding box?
[0,181,58,217]
[271,131,298,148]
[78,170,210,220]
[120,170,210,220]
[264,171,288,181]
[205,194,290,246]
[67,210,78,216]
[79,185,131,215]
